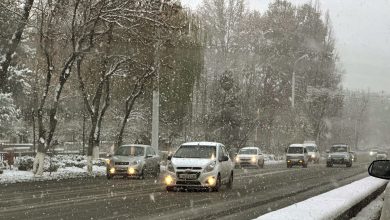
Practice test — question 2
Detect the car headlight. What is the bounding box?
[131,160,141,165]
[235,157,240,162]
[167,162,175,172]
[204,161,217,172]
[311,155,315,158]
[251,156,257,163]
[328,155,331,158]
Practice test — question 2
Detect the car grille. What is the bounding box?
[115,162,129,165]
[176,167,202,170]
[176,171,201,180]
[239,159,251,162]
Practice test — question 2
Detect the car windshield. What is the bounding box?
[305,146,315,152]
[239,149,258,155]
[288,147,303,154]
[330,146,348,153]
[173,145,216,159]
[115,146,145,157]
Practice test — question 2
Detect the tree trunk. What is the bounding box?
[0,0,34,92]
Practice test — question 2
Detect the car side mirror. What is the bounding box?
[167,155,172,160]
[220,155,229,162]
[368,160,390,180]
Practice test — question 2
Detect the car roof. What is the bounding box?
[241,147,260,150]
[289,144,304,147]
[121,144,150,148]
[181,142,221,147]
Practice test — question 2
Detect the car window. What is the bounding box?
[288,147,303,154]
[115,146,145,157]
[173,145,216,159]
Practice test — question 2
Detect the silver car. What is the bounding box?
[106,145,160,179]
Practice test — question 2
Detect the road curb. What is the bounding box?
[380,182,390,220]
[335,182,388,220]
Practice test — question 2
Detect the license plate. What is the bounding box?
[179,174,197,179]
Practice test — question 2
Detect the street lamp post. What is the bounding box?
[292,54,309,108]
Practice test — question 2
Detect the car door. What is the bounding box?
[303,148,309,163]
[220,145,230,181]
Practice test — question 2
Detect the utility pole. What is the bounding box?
[152,31,161,152]
[292,54,308,108]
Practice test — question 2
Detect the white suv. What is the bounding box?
[303,141,320,163]
[286,144,309,168]
[163,142,234,192]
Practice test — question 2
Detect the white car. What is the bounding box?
[163,142,234,192]
[235,147,264,168]
[303,141,320,163]
[286,144,309,168]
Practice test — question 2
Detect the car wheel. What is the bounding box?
[287,164,291,168]
[212,174,221,192]
[154,165,160,178]
[226,172,233,190]
[166,186,174,192]
[303,162,308,168]
[326,163,333,167]
[107,174,112,180]
[346,163,352,167]
[139,167,146,180]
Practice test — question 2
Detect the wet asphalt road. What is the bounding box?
[0,160,371,220]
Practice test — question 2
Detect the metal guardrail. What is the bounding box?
[380,182,390,220]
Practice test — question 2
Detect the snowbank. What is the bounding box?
[0,166,106,184]
[255,177,388,220]
[264,160,284,165]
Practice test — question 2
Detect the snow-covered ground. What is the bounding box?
[255,177,389,220]
[264,160,284,165]
[0,166,106,184]
[351,192,385,220]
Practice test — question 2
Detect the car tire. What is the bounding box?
[226,172,233,190]
[346,163,352,168]
[139,167,146,180]
[326,163,333,167]
[287,164,291,168]
[107,174,112,180]
[166,186,174,192]
[154,165,160,178]
[303,162,308,168]
[212,174,221,192]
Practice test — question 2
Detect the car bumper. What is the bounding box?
[107,164,142,176]
[163,170,219,188]
[327,158,350,164]
[235,160,259,167]
[287,159,305,165]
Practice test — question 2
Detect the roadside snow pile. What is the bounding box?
[255,176,389,220]
[0,155,107,184]
[15,155,105,172]
[0,166,106,184]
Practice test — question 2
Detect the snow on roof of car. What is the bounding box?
[181,142,221,146]
[121,144,151,148]
[241,147,260,149]
[289,144,304,147]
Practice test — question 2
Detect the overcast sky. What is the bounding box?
[181,0,390,93]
